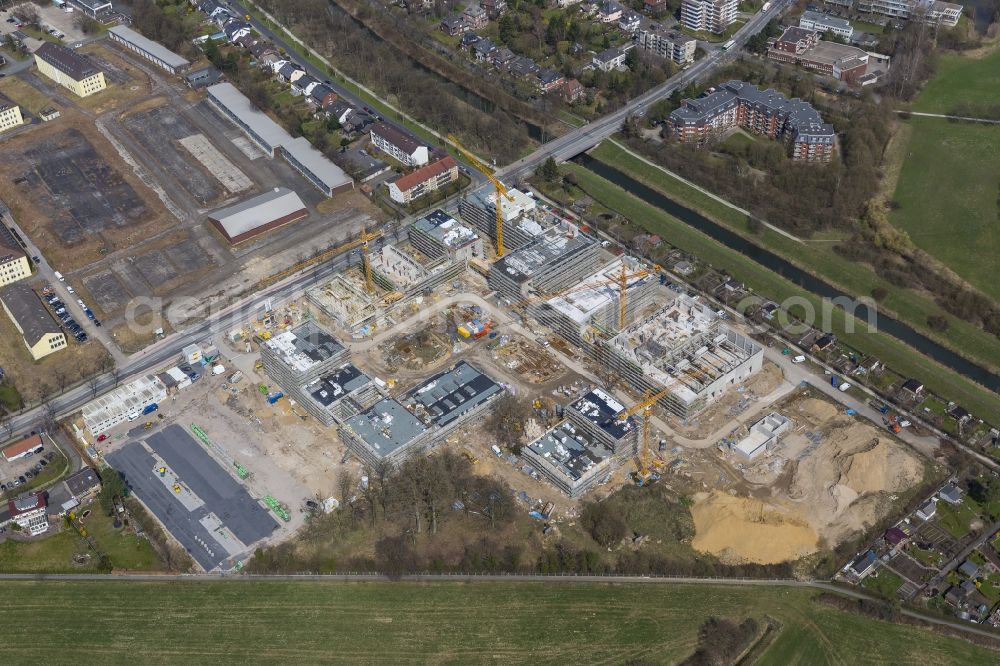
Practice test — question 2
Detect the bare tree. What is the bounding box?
[111,367,122,389]
[87,375,101,399]
[0,411,13,442]
[53,368,68,394]
[486,393,532,454]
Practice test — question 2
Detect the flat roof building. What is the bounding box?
[522,421,615,497]
[798,10,855,39]
[459,186,540,252]
[408,209,483,262]
[565,387,637,457]
[206,83,353,196]
[260,320,348,388]
[489,224,600,303]
[769,29,869,83]
[341,398,429,467]
[404,361,504,428]
[108,25,190,74]
[34,42,106,98]
[303,362,384,426]
[0,283,67,360]
[73,0,113,18]
[734,412,789,460]
[599,294,764,419]
[207,187,308,244]
[81,374,167,435]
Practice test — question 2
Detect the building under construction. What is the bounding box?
[259,321,349,417]
[408,209,483,262]
[458,187,541,253]
[529,257,659,346]
[522,386,636,497]
[488,225,600,304]
[303,362,385,426]
[340,361,505,467]
[597,295,763,419]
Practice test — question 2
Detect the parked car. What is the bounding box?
[94,319,102,327]
[39,459,48,467]
[66,285,75,294]
[31,256,40,264]
[24,470,33,479]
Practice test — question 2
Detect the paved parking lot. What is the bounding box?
[107,424,279,571]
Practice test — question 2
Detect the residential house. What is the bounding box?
[915,498,937,520]
[464,5,489,29]
[561,78,585,102]
[292,74,319,96]
[370,122,430,167]
[599,0,624,23]
[481,0,507,18]
[8,493,49,536]
[490,47,516,69]
[249,41,279,60]
[958,560,980,579]
[473,38,498,62]
[461,32,482,48]
[441,15,470,36]
[849,550,877,579]
[949,405,972,426]
[235,34,256,50]
[536,68,565,93]
[938,483,964,505]
[276,62,301,82]
[387,156,459,204]
[223,19,252,43]
[883,526,908,548]
[644,0,667,13]
[310,84,337,109]
[326,100,354,125]
[64,466,102,504]
[901,378,924,398]
[343,110,375,134]
[509,56,540,78]
[619,11,641,32]
[259,52,283,71]
[592,47,627,72]
[288,68,308,85]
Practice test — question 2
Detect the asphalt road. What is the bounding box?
[497,1,789,181]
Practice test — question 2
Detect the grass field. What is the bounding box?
[0,581,994,664]
[913,49,1000,114]
[589,141,1000,374]
[889,117,1000,301]
[561,160,1000,423]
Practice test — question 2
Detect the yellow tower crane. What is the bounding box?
[448,134,514,259]
[616,387,673,481]
[359,227,381,293]
[256,228,383,291]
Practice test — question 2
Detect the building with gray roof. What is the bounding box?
[798,10,855,39]
[488,224,600,303]
[0,283,66,360]
[108,25,190,74]
[207,187,307,244]
[303,362,384,425]
[206,83,353,195]
[522,421,615,497]
[565,387,637,457]
[404,361,504,428]
[667,80,837,162]
[341,398,429,466]
[408,209,483,261]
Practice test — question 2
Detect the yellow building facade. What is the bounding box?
[0,95,23,133]
[0,253,31,288]
[34,42,106,98]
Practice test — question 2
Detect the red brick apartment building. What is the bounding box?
[666,80,836,163]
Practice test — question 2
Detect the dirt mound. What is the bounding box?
[690,492,819,564]
[839,436,921,495]
[794,398,838,422]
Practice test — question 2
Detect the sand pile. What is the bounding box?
[795,398,838,422]
[690,492,819,564]
[839,436,922,495]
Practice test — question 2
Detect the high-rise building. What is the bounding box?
[680,0,737,34]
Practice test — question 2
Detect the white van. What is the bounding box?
[791,355,806,364]
[54,271,64,282]
[838,382,851,392]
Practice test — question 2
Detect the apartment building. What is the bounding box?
[636,26,697,64]
[680,0,737,34]
[0,283,66,360]
[369,122,430,167]
[387,156,459,204]
[798,10,855,39]
[0,227,30,288]
[0,93,23,133]
[858,0,962,26]
[408,209,483,262]
[33,42,106,98]
[667,80,837,162]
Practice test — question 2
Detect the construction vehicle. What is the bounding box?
[143,421,153,430]
[462,451,480,465]
[255,227,383,291]
[887,415,902,434]
[448,133,513,259]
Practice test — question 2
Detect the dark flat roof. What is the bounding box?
[407,361,503,427]
[570,388,634,441]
